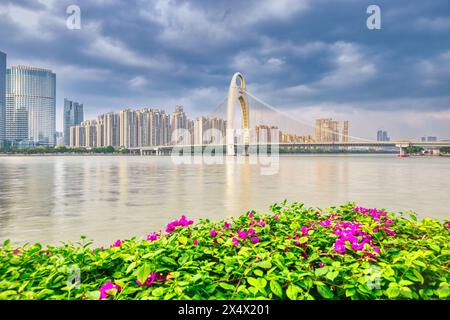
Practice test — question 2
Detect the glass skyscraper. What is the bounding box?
[0,51,6,147]
[63,98,84,146]
[6,66,56,146]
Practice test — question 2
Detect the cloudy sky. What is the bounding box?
[0,0,449,140]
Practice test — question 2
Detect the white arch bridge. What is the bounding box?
[129,72,450,156]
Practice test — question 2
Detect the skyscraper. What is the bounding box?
[0,51,6,147]
[377,130,390,141]
[63,99,84,146]
[6,66,56,146]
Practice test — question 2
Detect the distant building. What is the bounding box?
[0,51,5,147]
[171,105,188,133]
[70,125,85,147]
[6,66,56,146]
[421,136,437,142]
[377,130,390,142]
[63,99,84,146]
[119,109,138,148]
[193,116,226,145]
[342,121,349,143]
[103,112,120,147]
[255,124,279,144]
[315,118,340,142]
[55,131,64,146]
[83,120,98,148]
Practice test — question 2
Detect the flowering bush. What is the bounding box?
[0,201,449,300]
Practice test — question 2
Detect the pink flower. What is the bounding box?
[110,240,123,248]
[248,229,255,236]
[232,237,240,246]
[274,215,279,221]
[257,220,266,227]
[319,263,325,268]
[300,226,309,235]
[146,232,159,242]
[99,281,122,300]
[210,229,217,237]
[249,212,254,219]
[193,239,199,246]
[237,229,248,239]
[333,239,347,254]
[251,237,260,244]
[166,215,194,233]
[45,251,50,256]
[446,222,450,229]
[12,249,20,255]
[224,222,231,229]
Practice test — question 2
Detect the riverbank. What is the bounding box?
[1,202,449,300]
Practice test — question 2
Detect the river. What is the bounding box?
[0,154,449,246]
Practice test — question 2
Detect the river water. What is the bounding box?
[0,154,449,246]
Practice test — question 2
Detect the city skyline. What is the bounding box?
[0,1,449,140]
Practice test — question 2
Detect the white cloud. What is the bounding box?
[0,2,64,40]
[83,33,171,70]
[128,76,149,89]
[416,17,450,32]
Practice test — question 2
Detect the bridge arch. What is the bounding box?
[226,72,249,156]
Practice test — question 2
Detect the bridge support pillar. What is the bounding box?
[396,144,410,157]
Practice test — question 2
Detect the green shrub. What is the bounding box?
[0,202,449,300]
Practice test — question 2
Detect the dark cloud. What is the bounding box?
[0,0,449,138]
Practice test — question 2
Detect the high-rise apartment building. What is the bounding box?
[119,109,138,148]
[0,51,6,147]
[82,120,97,148]
[342,121,349,143]
[171,105,188,134]
[194,117,226,145]
[96,115,105,147]
[377,130,390,142]
[315,118,340,143]
[69,125,86,147]
[63,99,84,146]
[6,66,56,146]
[103,112,120,147]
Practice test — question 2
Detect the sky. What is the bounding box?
[0,0,449,140]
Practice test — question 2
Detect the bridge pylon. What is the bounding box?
[226,72,249,156]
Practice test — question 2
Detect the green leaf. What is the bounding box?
[326,270,339,282]
[254,269,264,277]
[298,236,308,244]
[178,236,188,245]
[152,287,164,297]
[286,284,299,300]
[270,281,283,298]
[314,266,328,277]
[126,262,137,274]
[258,261,272,269]
[136,263,151,285]
[316,283,334,299]
[437,282,450,299]
[248,277,267,289]
[218,282,235,291]
[161,256,177,267]
[385,287,400,299]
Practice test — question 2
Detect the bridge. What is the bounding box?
[129,72,450,156]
